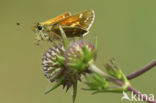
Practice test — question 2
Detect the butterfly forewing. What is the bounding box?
[54,10,95,30]
[43,12,71,25]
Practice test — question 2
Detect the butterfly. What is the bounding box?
[32,10,95,44]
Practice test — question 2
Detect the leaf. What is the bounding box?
[45,78,64,94]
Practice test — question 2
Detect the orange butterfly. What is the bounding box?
[32,10,95,44]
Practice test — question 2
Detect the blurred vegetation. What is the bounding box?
[0,0,156,103]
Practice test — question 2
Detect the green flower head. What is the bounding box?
[65,40,96,73]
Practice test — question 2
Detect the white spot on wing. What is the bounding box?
[79,13,83,18]
[83,10,95,36]
[84,17,89,23]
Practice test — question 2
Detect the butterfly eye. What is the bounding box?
[37,25,42,30]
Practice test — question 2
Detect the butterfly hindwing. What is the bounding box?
[52,26,87,37]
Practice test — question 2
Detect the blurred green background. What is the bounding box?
[0,0,156,103]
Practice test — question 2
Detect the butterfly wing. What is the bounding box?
[52,26,87,37]
[54,10,95,30]
[43,12,71,25]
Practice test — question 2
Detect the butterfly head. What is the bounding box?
[33,22,44,33]
[32,22,50,41]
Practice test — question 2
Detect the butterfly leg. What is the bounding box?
[80,35,84,40]
[34,36,47,52]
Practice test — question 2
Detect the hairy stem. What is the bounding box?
[126,60,156,80]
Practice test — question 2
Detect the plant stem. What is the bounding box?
[110,77,156,103]
[58,25,69,48]
[89,64,108,77]
[126,60,156,80]
[90,64,156,103]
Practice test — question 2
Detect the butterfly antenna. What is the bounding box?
[16,22,24,26]
[16,21,30,30]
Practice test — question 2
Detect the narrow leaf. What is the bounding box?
[45,78,63,94]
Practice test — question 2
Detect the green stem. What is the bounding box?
[72,80,77,103]
[58,25,69,48]
[93,87,125,94]
[90,64,109,77]
[89,64,156,103]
